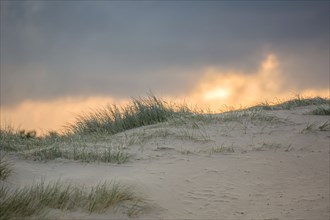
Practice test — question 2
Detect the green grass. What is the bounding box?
[1,95,329,219]
[0,157,12,181]
[0,180,143,219]
[1,96,329,164]
[0,127,130,163]
[310,106,330,115]
[218,108,280,124]
[250,96,329,111]
[22,144,129,164]
[0,124,63,152]
[67,95,190,135]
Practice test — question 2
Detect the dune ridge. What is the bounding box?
[1,96,329,219]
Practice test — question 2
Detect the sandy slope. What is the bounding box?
[5,105,330,219]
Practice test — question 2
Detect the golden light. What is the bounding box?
[187,53,328,111]
[261,53,278,71]
[204,87,231,100]
[1,54,328,134]
[0,96,130,135]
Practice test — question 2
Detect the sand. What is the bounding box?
[4,105,330,219]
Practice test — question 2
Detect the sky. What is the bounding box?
[0,0,329,133]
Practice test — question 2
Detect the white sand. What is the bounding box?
[5,105,330,219]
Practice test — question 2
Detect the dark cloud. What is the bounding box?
[1,1,329,106]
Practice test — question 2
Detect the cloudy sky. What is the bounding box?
[1,1,329,132]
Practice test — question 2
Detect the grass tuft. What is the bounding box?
[67,95,190,135]
[319,121,330,131]
[209,144,235,154]
[87,182,141,213]
[310,107,330,115]
[22,144,129,164]
[250,96,329,111]
[1,96,329,164]
[0,180,143,219]
[0,157,12,181]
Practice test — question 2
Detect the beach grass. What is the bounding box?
[250,96,329,111]
[209,144,235,154]
[1,95,329,219]
[310,106,330,115]
[319,121,330,131]
[0,157,12,181]
[0,180,143,220]
[67,95,191,135]
[1,95,329,163]
[22,143,129,164]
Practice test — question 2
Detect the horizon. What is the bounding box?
[1,1,329,133]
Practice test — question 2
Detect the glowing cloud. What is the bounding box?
[189,54,328,111]
[0,96,129,135]
[204,87,231,100]
[1,53,328,133]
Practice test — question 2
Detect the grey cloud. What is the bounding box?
[1,1,329,106]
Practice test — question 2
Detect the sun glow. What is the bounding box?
[0,96,130,135]
[1,54,328,134]
[204,87,231,100]
[188,54,328,111]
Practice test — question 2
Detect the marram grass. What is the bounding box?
[1,96,329,164]
[0,157,12,181]
[0,180,143,220]
[250,96,329,111]
[310,106,330,115]
[22,144,129,164]
[67,95,190,135]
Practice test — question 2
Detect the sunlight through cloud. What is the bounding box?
[188,54,328,111]
[1,54,328,133]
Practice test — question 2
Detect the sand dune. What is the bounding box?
[1,103,329,219]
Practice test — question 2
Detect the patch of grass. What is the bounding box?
[123,127,212,147]
[0,157,12,181]
[250,96,329,110]
[0,124,130,163]
[2,95,328,164]
[310,106,330,115]
[319,121,330,131]
[218,109,279,124]
[209,144,235,154]
[300,120,330,133]
[0,124,27,151]
[300,121,318,133]
[0,180,143,219]
[87,182,142,213]
[0,124,65,153]
[22,143,129,164]
[67,95,191,135]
